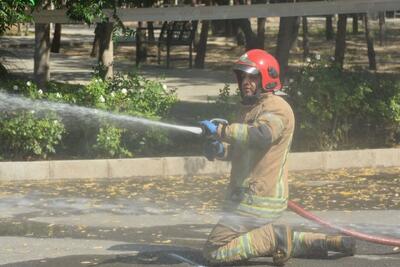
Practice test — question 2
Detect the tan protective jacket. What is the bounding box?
[218,93,295,219]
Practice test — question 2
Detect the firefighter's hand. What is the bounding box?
[203,140,224,161]
[200,120,218,137]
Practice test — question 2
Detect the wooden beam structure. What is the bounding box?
[32,0,400,24]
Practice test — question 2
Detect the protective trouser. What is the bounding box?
[203,221,332,266]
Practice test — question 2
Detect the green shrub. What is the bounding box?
[214,83,240,123]
[365,77,400,146]
[85,72,178,157]
[0,71,178,160]
[105,72,177,116]
[0,111,65,160]
[287,56,400,151]
[93,124,132,158]
[78,77,108,108]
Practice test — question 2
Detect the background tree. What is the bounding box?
[51,23,62,53]
[65,0,115,79]
[364,13,377,70]
[33,0,54,88]
[276,14,300,78]
[34,22,50,88]
[233,0,260,50]
[334,14,347,69]
[65,0,150,79]
[255,0,268,49]
[195,0,212,68]
[325,15,334,40]
[50,0,66,53]
[302,16,310,59]
[0,0,35,76]
[352,14,359,34]
[378,11,386,46]
[0,0,35,34]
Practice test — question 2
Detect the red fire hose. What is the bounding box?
[288,200,400,247]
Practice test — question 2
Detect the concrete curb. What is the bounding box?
[0,148,399,181]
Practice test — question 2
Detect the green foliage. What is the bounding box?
[78,77,109,108]
[66,0,107,24]
[90,70,177,117]
[0,111,65,160]
[64,0,152,24]
[0,71,178,160]
[0,0,152,38]
[216,83,232,104]
[286,56,400,151]
[214,83,240,123]
[93,124,132,158]
[2,71,177,118]
[0,0,34,35]
[113,24,136,42]
[124,128,173,157]
[365,78,400,145]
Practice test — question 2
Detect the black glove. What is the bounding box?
[203,140,224,161]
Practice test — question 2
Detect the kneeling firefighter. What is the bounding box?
[200,49,355,266]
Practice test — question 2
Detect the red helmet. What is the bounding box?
[233,49,281,92]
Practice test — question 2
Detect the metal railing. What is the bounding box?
[32,0,400,24]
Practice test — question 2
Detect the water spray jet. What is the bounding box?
[0,92,202,135]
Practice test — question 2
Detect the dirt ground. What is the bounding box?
[1,167,399,213]
[57,17,400,74]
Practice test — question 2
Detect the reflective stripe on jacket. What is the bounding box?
[219,93,295,219]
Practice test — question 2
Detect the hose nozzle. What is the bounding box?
[209,118,229,126]
[199,118,229,138]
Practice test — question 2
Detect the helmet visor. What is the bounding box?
[233,64,259,75]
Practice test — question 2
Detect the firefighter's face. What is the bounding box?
[240,73,259,96]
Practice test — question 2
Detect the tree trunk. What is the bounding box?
[257,17,266,49]
[34,23,51,88]
[255,0,268,49]
[326,15,334,40]
[276,16,300,78]
[302,16,309,59]
[91,24,100,58]
[225,19,235,37]
[290,17,300,52]
[334,14,347,70]
[194,20,210,68]
[24,23,29,36]
[352,14,359,34]
[235,18,259,50]
[136,21,148,63]
[98,22,114,79]
[51,23,61,53]
[211,20,226,36]
[364,14,377,70]
[0,62,8,77]
[147,22,155,41]
[379,12,385,46]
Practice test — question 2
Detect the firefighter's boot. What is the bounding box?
[326,235,356,256]
[272,225,293,266]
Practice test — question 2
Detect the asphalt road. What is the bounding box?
[0,168,399,267]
